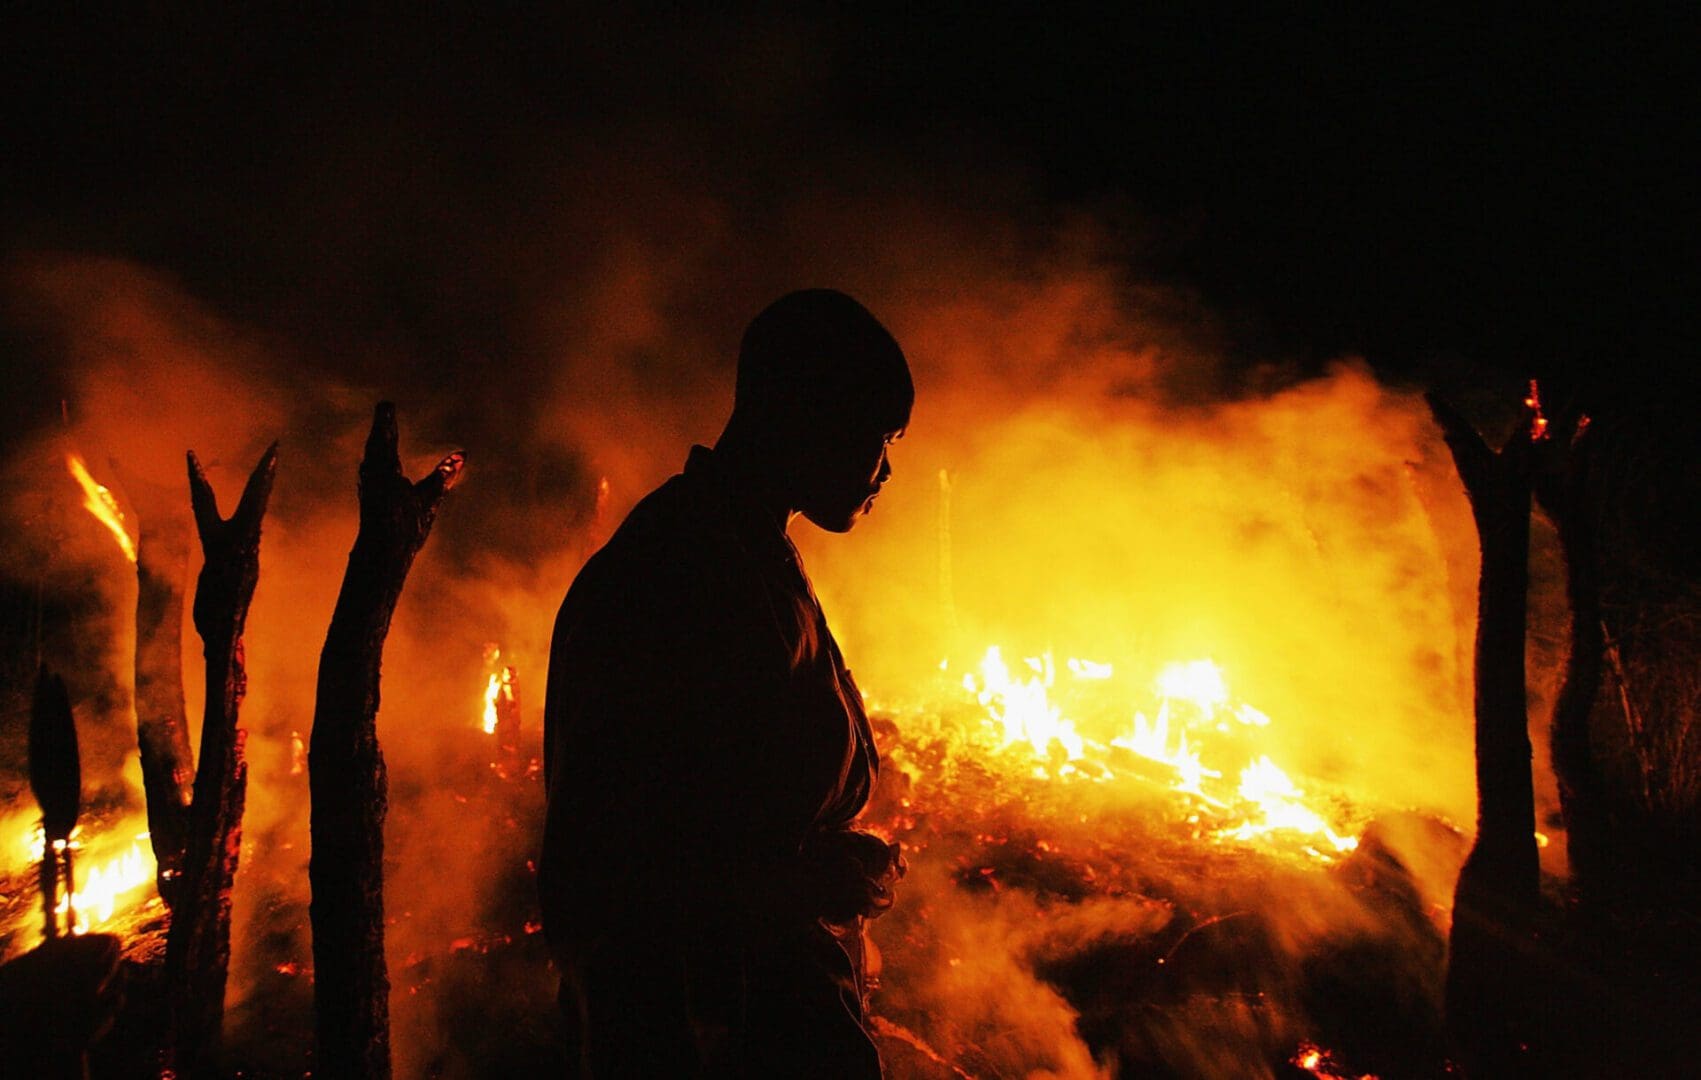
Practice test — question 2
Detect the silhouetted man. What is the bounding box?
[541,290,910,1077]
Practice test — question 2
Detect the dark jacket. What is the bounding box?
[540,445,882,1077]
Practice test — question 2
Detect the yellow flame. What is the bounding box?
[965,649,1360,860]
[967,646,1085,761]
[1154,658,1229,717]
[66,453,137,562]
[20,825,157,935]
[482,672,503,735]
[1066,657,1113,679]
[479,645,516,735]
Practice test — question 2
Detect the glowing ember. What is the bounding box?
[66,452,137,562]
[1292,1041,1379,1079]
[18,824,157,935]
[1524,379,1550,441]
[961,647,1359,859]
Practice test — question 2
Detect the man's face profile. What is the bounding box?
[796,421,906,533]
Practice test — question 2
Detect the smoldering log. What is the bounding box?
[122,467,197,905]
[164,443,278,1079]
[310,403,463,1080]
[30,666,80,940]
[1426,392,1540,1072]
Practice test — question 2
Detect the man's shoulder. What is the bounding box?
[565,470,730,606]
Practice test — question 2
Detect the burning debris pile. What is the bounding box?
[852,647,1459,1078]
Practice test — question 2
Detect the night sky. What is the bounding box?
[5,6,1696,421]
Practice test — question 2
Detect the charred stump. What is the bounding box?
[1427,392,1541,1073]
[310,403,463,1079]
[126,470,197,906]
[164,444,278,1078]
[30,667,81,939]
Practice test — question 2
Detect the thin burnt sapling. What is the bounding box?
[310,403,463,1080]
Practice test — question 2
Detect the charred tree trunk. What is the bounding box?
[164,444,278,1079]
[310,403,463,1079]
[1532,420,1608,906]
[128,473,196,906]
[1428,393,1540,1073]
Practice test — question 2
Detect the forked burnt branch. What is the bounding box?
[165,441,278,1078]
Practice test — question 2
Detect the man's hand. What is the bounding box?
[801,829,906,925]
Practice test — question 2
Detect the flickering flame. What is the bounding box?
[20,825,157,935]
[969,646,1085,762]
[66,453,137,562]
[1153,658,1229,716]
[480,644,516,735]
[962,648,1359,859]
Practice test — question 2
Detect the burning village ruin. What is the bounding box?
[1,244,1696,1080]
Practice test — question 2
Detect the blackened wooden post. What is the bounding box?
[1427,392,1540,1073]
[310,403,463,1079]
[30,667,80,940]
[128,472,196,906]
[164,443,278,1078]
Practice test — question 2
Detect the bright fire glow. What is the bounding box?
[969,646,1085,762]
[963,648,1359,859]
[19,825,157,936]
[1154,658,1229,716]
[66,453,137,562]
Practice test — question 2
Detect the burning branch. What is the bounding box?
[1425,390,1540,1071]
[165,442,279,1078]
[310,403,463,1079]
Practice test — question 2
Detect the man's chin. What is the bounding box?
[801,506,862,533]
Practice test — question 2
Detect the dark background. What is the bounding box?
[4,6,1696,416]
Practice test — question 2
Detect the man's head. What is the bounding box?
[722,289,912,532]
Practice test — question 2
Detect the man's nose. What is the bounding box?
[876,452,892,484]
